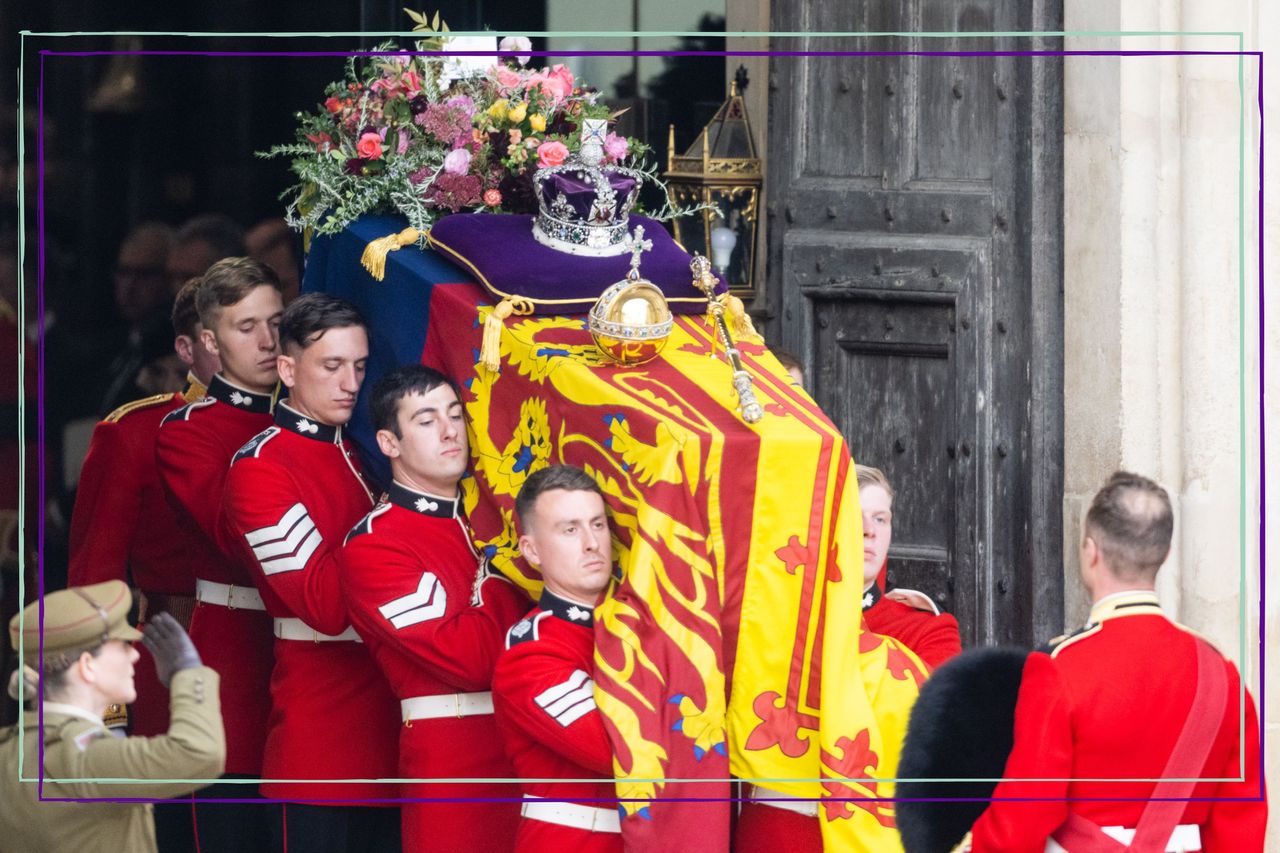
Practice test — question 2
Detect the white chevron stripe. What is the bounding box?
[258,528,323,575]
[245,503,309,546]
[379,573,447,629]
[534,670,596,725]
[251,514,316,560]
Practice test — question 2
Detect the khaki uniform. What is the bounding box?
[0,668,224,853]
[2,580,226,853]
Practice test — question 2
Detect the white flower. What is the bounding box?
[498,36,532,66]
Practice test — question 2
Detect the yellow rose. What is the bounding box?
[507,101,528,124]
[488,98,509,119]
[528,113,546,133]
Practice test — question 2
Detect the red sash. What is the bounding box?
[1050,637,1227,852]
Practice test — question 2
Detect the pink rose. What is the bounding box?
[443,147,472,175]
[547,64,575,94]
[483,188,503,206]
[356,132,383,160]
[538,75,567,104]
[400,70,423,97]
[604,132,629,162]
[496,67,522,93]
[536,140,569,169]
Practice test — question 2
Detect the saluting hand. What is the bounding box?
[141,611,204,689]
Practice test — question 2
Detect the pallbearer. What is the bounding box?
[155,258,284,849]
[68,278,219,851]
[856,464,961,670]
[492,465,623,853]
[342,364,529,851]
[221,294,400,852]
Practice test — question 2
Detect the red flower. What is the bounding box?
[483,188,502,207]
[356,132,384,160]
[306,132,333,152]
[324,96,343,114]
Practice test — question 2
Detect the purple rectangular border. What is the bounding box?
[24,39,1264,809]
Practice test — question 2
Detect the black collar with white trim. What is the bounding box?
[388,480,460,519]
[539,589,596,627]
[208,374,274,414]
[275,400,342,443]
[861,584,883,612]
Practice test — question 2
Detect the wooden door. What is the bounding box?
[764,3,1064,647]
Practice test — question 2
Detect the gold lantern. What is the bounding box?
[664,77,763,298]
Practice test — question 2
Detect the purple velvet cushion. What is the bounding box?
[426,213,718,315]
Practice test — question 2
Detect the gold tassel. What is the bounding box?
[479,297,534,373]
[726,295,762,341]
[480,299,516,373]
[360,227,424,281]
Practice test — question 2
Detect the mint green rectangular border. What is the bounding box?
[14,28,1257,790]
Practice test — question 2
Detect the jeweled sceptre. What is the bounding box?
[691,255,763,423]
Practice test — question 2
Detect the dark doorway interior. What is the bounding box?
[765,4,1065,648]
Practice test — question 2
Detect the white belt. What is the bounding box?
[273,617,361,643]
[195,579,266,611]
[747,784,819,818]
[1045,824,1201,853]
[401,692,493,722]
[520,796,621,833]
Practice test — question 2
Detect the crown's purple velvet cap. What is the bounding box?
[428,213,726,315]
[539,169,639,221]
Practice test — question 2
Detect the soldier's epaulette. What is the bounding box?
[233,426,281,462]
[161,397,215,425]
[505,612,546,649]
[104,393,174,424]
[1039,621,1102,657]
[344,503,391,545]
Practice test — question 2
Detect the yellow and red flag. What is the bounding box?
[422,281,922,851]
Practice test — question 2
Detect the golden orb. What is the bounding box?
[588,278,673,366]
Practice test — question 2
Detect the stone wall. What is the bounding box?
[1063,2,1272,846]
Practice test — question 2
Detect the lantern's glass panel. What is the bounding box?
[711,187,757,288]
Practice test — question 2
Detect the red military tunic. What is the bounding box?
[341,480,529,851]
[492,590,622,853]
[221,401,399,802]
[155,373,277,773]
[968,590,1267,852]
[68,378,210,736]
[861,584,962,670]
[737,586,954,853]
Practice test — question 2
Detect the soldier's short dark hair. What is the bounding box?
[1084,471,1174,580]
[278,292,366,353]
[195,257,282,328]
[515,465,605,532]
[370,364,461,437]
[171,277,203,339]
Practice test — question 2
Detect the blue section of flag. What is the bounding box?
[305,214,473,490]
